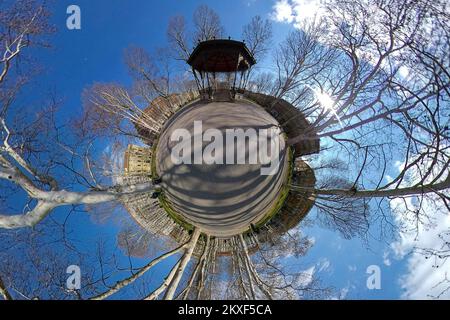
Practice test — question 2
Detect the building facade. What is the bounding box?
[123,144,152,177]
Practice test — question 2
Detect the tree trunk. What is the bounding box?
[241,236,273,300]
[180,235,210,300]
[90,243,187,300]
[197,236,213,299]
[238,234,256,299]
[0,276,12,300]
[0,182,155,229]
[163,228,201,300]
[144,260,181,300]
[232,240,250,299]
[291,176,450,198]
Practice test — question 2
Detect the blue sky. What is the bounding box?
[3,0,446,300]
[34,0,292,103]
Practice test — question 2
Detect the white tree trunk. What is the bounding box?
[180,235,210,300]
[90,243,187,300]
[238,234,256,299]
[163,228,201,300]
[0,276,12,300]
[144,260,182,300]
[196,236,213,299]
[0,181,155,229]
[291,176,450,198]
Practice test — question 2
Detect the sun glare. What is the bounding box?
[315,91,335,110]
[308,86,343,127]
[308,86,343,128]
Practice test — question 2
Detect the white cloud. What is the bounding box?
[398,65,410,79]
[329,284,353,300]
[273,265,317,299]
[340,286,350,299]
[317,257,331,273]
[383,251,391,267]
[271,0,295,23]
[295,266,315,287]
[270,0,437,87]
[271,0,325,27]
[388,159,450,299]
[392,201,450,299]
[270,1,450,298]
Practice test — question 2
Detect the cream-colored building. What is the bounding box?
[123,145,152,176]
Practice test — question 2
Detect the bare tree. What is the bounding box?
[0,5,159,229]
[416,229,450,298]
[124,46,172,98]
[242,15,273,62]
[0,214,203,301]
[0,275,12,300]
[258,0,450,237]
[0,0,52,87]
[167,15,191,61]
[270,21,336,101]
[193,5,224,42]
[117,223,157,258]
[167,4,225,62]
[3,0,449,301]
[220,232,329,300]
[89,230,201,301]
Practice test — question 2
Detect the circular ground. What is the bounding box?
[156,99,289,237]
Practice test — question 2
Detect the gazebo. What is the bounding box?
[187,39,256,101]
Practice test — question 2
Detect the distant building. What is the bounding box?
[122,193,190,244]
[269,160,316,234]
[243,91,320,158]
[135,91,200,145]
[123,145,152,177]
[123,39,319,257]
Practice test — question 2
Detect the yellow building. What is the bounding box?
[123,145,152,176]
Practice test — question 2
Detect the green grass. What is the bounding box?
[152,124,293,235]
[150,138,159,180]
[158,191,194,232]
[251,146,294,231]
[151,136,194,232]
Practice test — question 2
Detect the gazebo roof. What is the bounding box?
[187,39,256,73]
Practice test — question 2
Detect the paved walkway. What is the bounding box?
[156,100,289,237]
